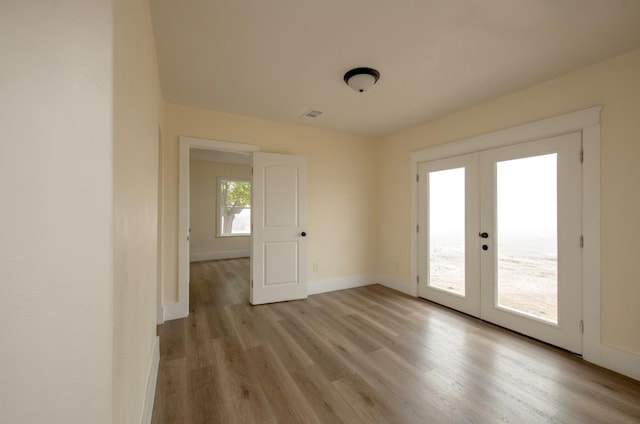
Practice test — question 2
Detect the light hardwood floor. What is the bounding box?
[152,258,640,423]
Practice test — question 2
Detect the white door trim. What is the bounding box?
[409,107,640,378]
[167,136,259,320]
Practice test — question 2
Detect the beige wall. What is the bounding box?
[190,160,251,257]
[162,104,377,303]
[113,0,163,423]
[0,2,113,423]
[376,48,640,357]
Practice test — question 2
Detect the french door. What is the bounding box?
[418,132,583,353]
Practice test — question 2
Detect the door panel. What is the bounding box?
[251,152,308,304]
[264,165,299,226]
[418,153,480,317]
[418,132,582,353]
[480,133,582,353]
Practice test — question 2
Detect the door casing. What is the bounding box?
[410,107,601,359]
[417,133,582,352]
[170,136,259,320]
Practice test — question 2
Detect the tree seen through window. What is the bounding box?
[219,179,251,236]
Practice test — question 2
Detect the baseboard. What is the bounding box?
[584,342,640,382]
[376,277,640,382]
[156,306,164,325]
[163,302,188,321]
[141,336,160,424]
[376,275,417,297]
[308,275,376,295]
[190,249,249,262]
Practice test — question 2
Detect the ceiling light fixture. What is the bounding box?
[343,67,380,93]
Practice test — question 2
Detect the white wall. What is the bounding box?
[113,0,163,422]
[0,2,113,423]
[190,160,251,260]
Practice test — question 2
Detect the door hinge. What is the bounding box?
[251,167,254,175]
[416,174,419,182]
[580,320,584,334]
[580,148,584,163]
[416,225,419,233]
[416,275,420,284]
[580,235,584,248]
[251,280,253,288]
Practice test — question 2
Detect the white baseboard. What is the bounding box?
[376,276,640,382]
[141,336,160,424]
[156,306,164,325]
[190,249,249,262]
[163,302,188,321]
[308,275,376,295]
[376,275,416,297]
[585,342,640,382]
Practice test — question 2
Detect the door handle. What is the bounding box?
[479,232,489,238]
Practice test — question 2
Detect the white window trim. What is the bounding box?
[409,106,638,382]
[217,176,251,237]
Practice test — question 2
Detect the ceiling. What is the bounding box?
[149,0,640,138]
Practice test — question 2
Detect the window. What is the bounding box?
[217,178,251,236]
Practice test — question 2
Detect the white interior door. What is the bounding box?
[251,152,308,305]
[418,132,583,353]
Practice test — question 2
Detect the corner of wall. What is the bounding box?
[141,336,160,424]
[376,275,417,297]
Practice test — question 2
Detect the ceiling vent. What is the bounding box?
[299,109,323,120]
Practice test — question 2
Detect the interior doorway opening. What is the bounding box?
[189,148,252,263]
[172,136,309,318]
[172,137,259,320]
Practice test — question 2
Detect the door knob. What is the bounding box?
[479,232,489,238]
[301,232,307,237]
[482,244,488,251]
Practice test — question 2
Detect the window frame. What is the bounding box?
[216,177,251,238]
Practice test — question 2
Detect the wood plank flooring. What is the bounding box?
[152,258,640,423]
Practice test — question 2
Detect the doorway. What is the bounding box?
[189,148,252,263]
[417,132,582,353]
[172,137,259,319]
[171,137,309,319]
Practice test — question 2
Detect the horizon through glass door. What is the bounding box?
[418,153,480,317]
[418,132,583,354]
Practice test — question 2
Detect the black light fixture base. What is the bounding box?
[343,67,380,92]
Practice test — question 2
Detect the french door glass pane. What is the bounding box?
[496,154,558,324]
[429,167,465,296]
